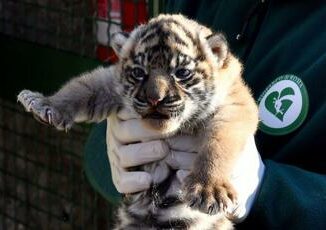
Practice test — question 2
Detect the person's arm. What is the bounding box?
[238,160,326,229]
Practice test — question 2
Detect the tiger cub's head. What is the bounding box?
[111,14,241,133]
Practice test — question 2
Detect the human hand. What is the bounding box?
[166,135,265,223]
[106,108,170,194]
[107,108,265,222]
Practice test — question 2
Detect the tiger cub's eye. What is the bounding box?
[175,68,192,80]
[131,67,146,81]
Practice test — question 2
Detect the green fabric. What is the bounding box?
[83,121,121,205]
[240,160,326,229]
[84,0,326,228]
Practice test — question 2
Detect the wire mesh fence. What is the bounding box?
[0,0,97,58]
[0,0,154,60]
[0,99,114,229]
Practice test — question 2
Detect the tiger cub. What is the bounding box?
[18,14,258,229]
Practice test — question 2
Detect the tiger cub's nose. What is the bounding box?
[147,95,164,106]
[144,73,169,107]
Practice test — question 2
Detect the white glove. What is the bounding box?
[166,134,265,223]
[107,108,169,194]
[228,136,265,222]
[107,109,265,222]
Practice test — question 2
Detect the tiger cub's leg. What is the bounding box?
[17,66,121,130]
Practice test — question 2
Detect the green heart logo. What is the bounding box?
[265,87,295,121]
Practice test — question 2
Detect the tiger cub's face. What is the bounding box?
[112,14,229,133]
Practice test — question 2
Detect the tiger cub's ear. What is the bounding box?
[206,33,229,68]
[111,32,129,57]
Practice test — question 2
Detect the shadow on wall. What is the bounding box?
[0,98,114,229]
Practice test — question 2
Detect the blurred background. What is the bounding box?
[0,0,164,229]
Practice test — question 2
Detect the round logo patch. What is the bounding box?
[258,74,309,135]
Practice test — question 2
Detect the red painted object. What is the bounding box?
[96,45,118,63]
[121,0,148,32]
[96,0,148,63]
[97,0,108,19]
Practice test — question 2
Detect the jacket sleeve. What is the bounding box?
[83,121,121,205]
[238,160,326,230]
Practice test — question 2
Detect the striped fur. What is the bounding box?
[112,14,233,135]
[18,14,259,229]
[114,165,233,230]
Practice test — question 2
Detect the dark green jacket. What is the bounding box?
[84,0,326,229]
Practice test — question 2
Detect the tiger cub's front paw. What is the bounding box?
[183,174,237,215]
[17,90,73,130]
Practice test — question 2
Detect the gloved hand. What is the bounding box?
[107,108,265,222]
[107,108,170,194]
